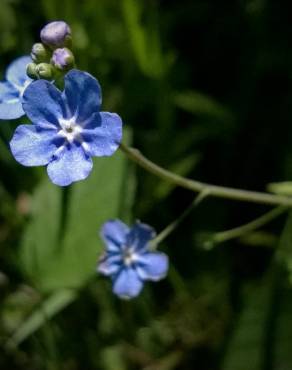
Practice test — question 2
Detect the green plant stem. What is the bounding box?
[119,143,292,207]
[211,206,287,245]
[152,190,209,246]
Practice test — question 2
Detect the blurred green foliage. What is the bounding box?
[1,0,292,369]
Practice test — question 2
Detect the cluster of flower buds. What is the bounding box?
[27,21,75,80]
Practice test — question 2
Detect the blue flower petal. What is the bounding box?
[127,222,156,251]
[10,125,59,166]
[22,80,66,128]
[0,82,24,120]
[0,99,24,120]
[47,143,93,186]
[97,253,123,276]
[0,81,16,98]
[136,252,169,281]
[0,56,32,120]
[6,56,31,88]
[82,112,123,156]
[63,69,102,122]
[101,220,129,252]
[113,267,143,299]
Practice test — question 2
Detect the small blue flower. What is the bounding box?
[0,56,32,120]
[98,220,169,299]
[10,69,123,186]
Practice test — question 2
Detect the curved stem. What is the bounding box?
[210,205,287,245]
[152,190,209,247]
[119,143,292,207]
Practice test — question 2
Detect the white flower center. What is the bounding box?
[58,117,82,143]
[122,248,136,266]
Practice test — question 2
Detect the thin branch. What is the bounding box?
[152,190,209,246]
[119,143,292,207]
[210,205,287,245]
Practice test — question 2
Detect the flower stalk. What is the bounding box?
[209,205,287,246]
[152,190,209,247]
[119,142,292,207]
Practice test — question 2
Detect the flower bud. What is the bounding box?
[51,48,75,71]
[40,21,71,49]
[31,43,50,63]
[26,63,38,79]
[36,63,54,80]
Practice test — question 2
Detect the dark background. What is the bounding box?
[1,0,292,369]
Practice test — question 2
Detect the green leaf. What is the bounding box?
[272,279,292,370]
[41,151,130,291]
[173,90,234,121]
[6,289,77,348]
[271,213,292,369]
[20,179,62,290]
[277,211,292,277]
[122,0,166,78]
[222,272,274,370]
[19,131,133,292]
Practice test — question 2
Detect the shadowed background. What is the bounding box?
[1,0,292,369]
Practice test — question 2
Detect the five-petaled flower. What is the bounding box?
[0,56,32,120]
[10,69,123,186]
[98,220,169,299]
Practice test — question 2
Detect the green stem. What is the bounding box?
[119,143,292,207]
[211,206,287,245]
[152,190,209,246]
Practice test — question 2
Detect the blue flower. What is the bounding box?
[0,56,32,120]
[10,69,123,186]
[98,220,169,299]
